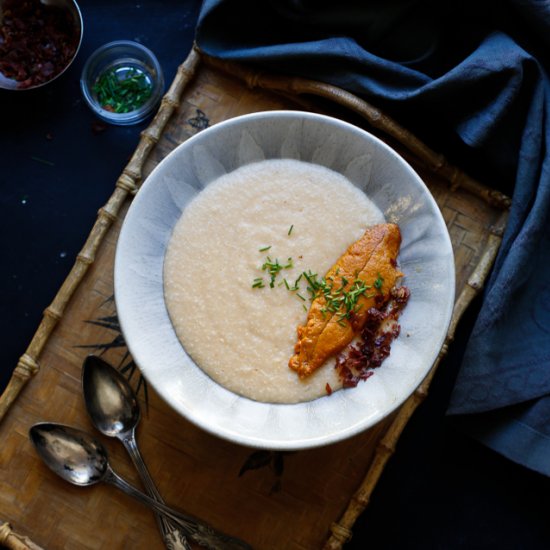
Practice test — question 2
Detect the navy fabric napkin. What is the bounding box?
[196,0,550,475]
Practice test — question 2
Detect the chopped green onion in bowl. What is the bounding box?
[93,67,153,114]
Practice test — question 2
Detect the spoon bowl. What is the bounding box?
[29,422,108,486]
[82,355,140,438]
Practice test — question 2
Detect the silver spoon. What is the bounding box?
[29,423,252,550]
[81,355,188,550]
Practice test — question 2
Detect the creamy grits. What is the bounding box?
[163,159,385,403]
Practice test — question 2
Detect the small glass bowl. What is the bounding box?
[80,40,164,126]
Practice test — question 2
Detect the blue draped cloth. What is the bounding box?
[196,0,550,475]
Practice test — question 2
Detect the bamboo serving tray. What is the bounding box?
[0,46,510,550]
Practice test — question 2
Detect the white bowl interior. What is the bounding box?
[114,111,455,450]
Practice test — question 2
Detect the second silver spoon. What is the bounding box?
[30,422,251,550]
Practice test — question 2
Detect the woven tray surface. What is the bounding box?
[0,49,508,550]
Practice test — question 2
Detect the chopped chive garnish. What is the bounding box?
[374,273,384,290]
[296,293,306,301]
[93,67,153,114]
[261,256,294,288]
[259,245,272,252]
[288,224,294,235]
[303,271,316,288]
[286,271,372,323]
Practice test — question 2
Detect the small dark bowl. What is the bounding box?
[0,0,83,91]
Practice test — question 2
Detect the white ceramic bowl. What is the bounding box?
[114,111,455,450]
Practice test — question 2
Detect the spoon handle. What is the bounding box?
[122,433,164,502]
[122,434,190,550]
[105,468,252,550]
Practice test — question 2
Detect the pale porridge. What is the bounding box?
[163,159,384,403]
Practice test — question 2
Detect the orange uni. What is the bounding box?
[289,223,403,378]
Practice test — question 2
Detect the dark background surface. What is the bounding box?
[1,1,550,548]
